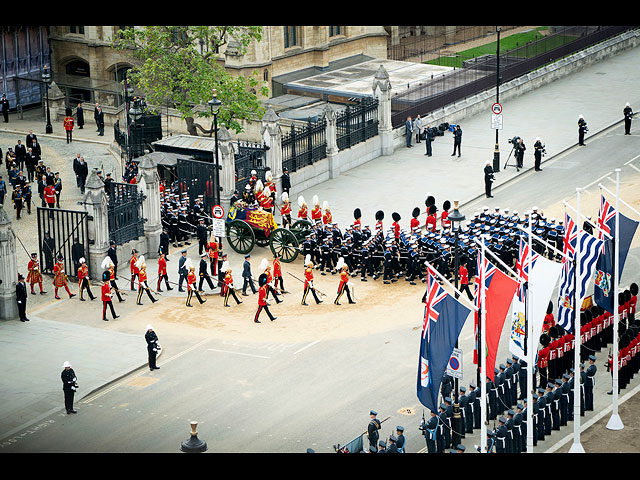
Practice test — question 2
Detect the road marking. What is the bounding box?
[624,153,640,165]
[628,163,640,173]
[294,340,321,355]
[207,348,271,359]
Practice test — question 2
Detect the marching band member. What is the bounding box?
[77,257,95,301]
[101,271,119,321]
[136,256,157,305]
[53,256,75,299]
[254,273,277,323]
[334,257,356,305]
[27,252,46,295]
[222,261,243,307]
[281,192,292,228]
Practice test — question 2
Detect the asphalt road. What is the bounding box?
[2,122,640,454]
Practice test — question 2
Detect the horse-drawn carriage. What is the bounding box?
[225,202,312,263]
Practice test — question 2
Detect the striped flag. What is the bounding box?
[557,213,578,331]
[557,228,604,332]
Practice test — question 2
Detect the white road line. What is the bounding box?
[294,340,321,355]
[207,348,271,359]
[581,171,613,191]
[628,163,640,173]
[624,153,640,165]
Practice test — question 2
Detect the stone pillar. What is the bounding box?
[217,126,237,211]
[260,107,284,192]
[137,155,161,259]
[0,205,19,320]
[47,81,66,123]
[324,104,340,179]
[372,65,394,156]
[83,169,110,280]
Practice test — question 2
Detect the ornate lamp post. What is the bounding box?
[448,200,466,446]
[207,89,223,207]
[41,65,53,134]
[493,26,502,172]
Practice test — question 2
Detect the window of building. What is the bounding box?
[329,26,343,37]
[263,69,269,82]
[284,26,298,48]
[69,26,85,35]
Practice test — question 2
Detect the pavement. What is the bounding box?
[1,42,640,448]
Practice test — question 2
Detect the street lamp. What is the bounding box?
[41,65,53,134]
[207,89,222,207]
[448,200,466,447]
[493,26,502,172]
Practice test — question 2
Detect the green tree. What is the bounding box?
[113,26,269,135]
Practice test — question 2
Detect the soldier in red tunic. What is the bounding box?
[136,257,157,305]
[441,200,452,229]
[353,208,362,228]
[186,260,206,307]
[221,261,242,307]
[77,258,95,301]
[261,186,274,213]
[53,256,75,299]
[101,275,118,321]
[298,196,308,220]
[260,258,282,304]
[207,236,219,275]
[254,273,277,323]
[334,258,356,305]
[310,195,322,223]
[459,263,473,301]
[542,301,555,335]
[101,256,124,302]
[391,212,401,241]
[375,210,384,233]
[425,205,437,232]
[301,255,322,306]
[280,193,292,228]
[410,207,420,230]
[322,201,332,225]
[273,253,286,294]
[157,252,172,292]
[130,249,140,290]
[26,253,46,295]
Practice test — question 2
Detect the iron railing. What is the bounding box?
[390,26,637,128]
[234,141,269,193]
[336,98,379,151]
[281,119,327,173]
[107,182,145,245]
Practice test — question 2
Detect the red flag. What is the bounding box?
[483,265,519,381]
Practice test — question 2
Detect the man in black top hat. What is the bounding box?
[16,274,29,322]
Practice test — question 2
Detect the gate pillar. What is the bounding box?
[137,155,161,259]
[218,125,237,211]
[261,107,284,192]
[372,65,394,156]
[0,205,19,320]
[84,169,110,280]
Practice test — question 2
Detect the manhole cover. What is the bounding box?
[398,407,416,416]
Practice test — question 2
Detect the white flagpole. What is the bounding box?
[562,201,614,240]
[526,221,534,452]
[480,235,488,453]
[598,182,640,220]
[607,168,624,430]
[569,188,585,453]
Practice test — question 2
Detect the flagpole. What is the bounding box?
[514,225,573,261]
[423,261,478,312]
[598,183,640,220]
[480,235,488,453]
[607,168,624,430]
[562,201,614,240]
[524,220,534,452]
[569,187,585,453]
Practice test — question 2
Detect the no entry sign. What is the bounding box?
[446,348,463,379]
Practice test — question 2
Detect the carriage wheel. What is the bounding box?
[269,228,299,263]
[292,219,313,237]
[255,237,270,247]
[225,220,256,255]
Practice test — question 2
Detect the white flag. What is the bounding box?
[530,256,563,345]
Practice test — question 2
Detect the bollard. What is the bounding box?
[180,421,207,453]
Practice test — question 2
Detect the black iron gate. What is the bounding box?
[37,206,90,279]
[177,157,219,216]
[235,141,269,193]
[108,182,145,245]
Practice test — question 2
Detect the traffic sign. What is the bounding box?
[212,218,226,238]
[491,102,502,114]
[212,204,225,219]
[491,113,503,130]
[446,348,463,379]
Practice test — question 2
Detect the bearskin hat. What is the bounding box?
[392,212,401,222]
[375,210,384,221]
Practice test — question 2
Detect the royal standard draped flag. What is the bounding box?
[417,269,471,413]
[594,196,639,313]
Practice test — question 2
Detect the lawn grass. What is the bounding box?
[427,26,579,68]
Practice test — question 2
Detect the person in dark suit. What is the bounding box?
[178,250,188,292]
[242,254,257,295]
[198,252,216,292]
[281,167,291,195]
[25,130,37,150]
[61,361,78,414]
[145,325,160,371]
[107,240,118,273]
[196,219,209,256]
[76,157,88,194]
[452,125,462,157]
[103,173,114,196]
[96,106,105,136]
[515,138,526,170]
[1,94,9,123]
[43,231,55,272]
[484,161,495,198]
[25,149,37,183]
[14,140,26,171]
[94,103,100,132]
[578,114,587,146]
[76,102,85,129]
[159,228,170,257]
[424,124,434,156]
[16,274,29,321]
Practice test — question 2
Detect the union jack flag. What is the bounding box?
[597,194,616,240]
[563,212,578,261]
[423,269,447,343]
[515,236,540,301]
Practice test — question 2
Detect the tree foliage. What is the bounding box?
[113,26,269,134]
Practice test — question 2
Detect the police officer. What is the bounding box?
[367,410,381,451]
[578,114,588,146]
[484,161,495,198]
[145,325,160,371]
[623,102,634,135]
[61,361,78,414]
[452,124,462,157]
[534,137,545,171]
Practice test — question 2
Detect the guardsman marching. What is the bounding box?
[280,193,292,228]
[273,253,286,294]
[77,258,95,301]
[101,272,119,321]
[136,257,157,306]
[101,257,124,303]
[310,195,322,223]
[130,249,140,291]
[367,410,381,451]
[53,256,75,299]
[298,196,308,220]
[301,255,322,306]
[254,273,277,323]
[322,200,332,225]
[186,260,206,307]
[157,252,172,292]
[222,261,242,307]
[27,253,46,294]
[258,259,282,304]
[334,258,356,305]
[425,205,437,232]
